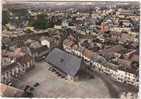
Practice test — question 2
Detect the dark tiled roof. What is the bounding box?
[30,46,49,54]
[46,48,82,77]
[2,62,18,73]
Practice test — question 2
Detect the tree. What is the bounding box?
[24,29,33,33]
[30,14,54,29]
[2,11,9,25]
[119,21,123,27]
[131,61,139,69]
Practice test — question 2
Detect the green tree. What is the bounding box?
[30,14,54,29]
[2,11,9,25]
[24,29,33,33]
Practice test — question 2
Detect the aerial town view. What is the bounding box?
[1,1,140,98]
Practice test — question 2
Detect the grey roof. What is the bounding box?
[30,46,49,54]
[46,48,82,77]
[2,62,18,73]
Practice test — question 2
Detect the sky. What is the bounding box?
[3,0,140,2]
[2,0,139,7]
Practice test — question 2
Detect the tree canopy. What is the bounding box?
[29,14,54,29]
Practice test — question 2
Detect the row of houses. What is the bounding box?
[1,62,32,85]
[63,39,139,87]
[1,55,34,85]
[24,33,61,61]
[2,45,34,85]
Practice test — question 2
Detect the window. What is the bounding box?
[2,76,6,83]
[20,67,23,73]
[27,62,30,68]
[16,67,19,73]
[12,69,15,76]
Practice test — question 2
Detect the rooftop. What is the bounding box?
[46,48,82,77]
[63,39,74,47]
[1,83,24,97]
[98,45,126,55]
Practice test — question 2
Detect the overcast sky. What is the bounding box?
[3,0,139,2]
[2,0,139,6]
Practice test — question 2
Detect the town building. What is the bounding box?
[46,48,84,81]
[1,83,25,97]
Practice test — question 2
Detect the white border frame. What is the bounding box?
[0,0,140,99]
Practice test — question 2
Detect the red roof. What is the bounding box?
[0,83,8,96]
[15,48,21,57]
[130,55,139,62]
[0,83,24,97]
[16,53,32,64]
[99,45,125,54]
[83,48,96,59]
[98,45,126,59]
[63,39,74,47]
[101,25,109,32]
